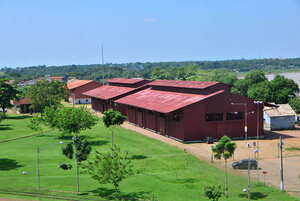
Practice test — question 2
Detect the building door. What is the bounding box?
[160,115,166,135]
[137,109,143,127]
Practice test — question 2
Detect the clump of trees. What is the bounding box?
[27,80,69,112]
[0,78,19,113]
[33,106,98,138]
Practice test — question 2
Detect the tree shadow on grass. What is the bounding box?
[0,158,24,171]
[131,155,148,160]
[0,126,12,131]
[176,178,199,183]
[238,192,268,200]
[90,140,108,146]
[89,187,150,200]
[6,115,32,120]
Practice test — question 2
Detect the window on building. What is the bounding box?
[86,99,88,102]
[148,110,154,115]
[226,112,243,120]
[129,106,134,110]
[205,113,223,121]
[138,108,143,112]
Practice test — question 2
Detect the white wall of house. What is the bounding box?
[69,98,91,104]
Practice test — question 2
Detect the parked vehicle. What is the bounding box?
[232,159,257,169]
[203,137,214,144]
[0,108,7,113]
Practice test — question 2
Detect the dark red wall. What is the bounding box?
[183,91,263,141]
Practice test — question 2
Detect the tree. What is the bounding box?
[203,185,224,201]
[0,112,5,125]
[289,98,300,114]
[150,67,167,80]
[268,75,299,104]
[0,79,19,113]
[43,106,98,138]
[84,145,133,195]
[102,109,126,152]
[232,70,267,96]
[212,136,236,197]
[61,135,92,192]
[29,116,44,134]
[247,80,271,102]
[27,80,69,113]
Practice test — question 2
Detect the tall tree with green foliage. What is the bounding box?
[27,80,69,112]
[289,98,300,114]
[232,70,267,96]
[212,136,236,197]
[0,79,19,113]
[268,75,299,104]
[41,106,98,138]
[84,145,133,195]
[61,135,92,192]
[102,109,126,152]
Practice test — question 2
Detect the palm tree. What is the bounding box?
[212,136,237,197]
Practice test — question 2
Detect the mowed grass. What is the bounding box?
[0,115,298,201]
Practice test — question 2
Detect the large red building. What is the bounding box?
[115,80,263,142]
[67,80,102,104]
[83,78,149,115]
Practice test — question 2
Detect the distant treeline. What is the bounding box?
[1,57,300,81]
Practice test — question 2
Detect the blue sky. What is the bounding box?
[0,0,300,68]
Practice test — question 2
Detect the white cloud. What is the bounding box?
[143,18,156,23]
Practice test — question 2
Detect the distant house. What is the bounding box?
[264,104,296,130]
[67,80,102,104]
[13,98,33,113]
[38,75,67,83]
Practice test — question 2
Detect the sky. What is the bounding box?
[0,0,300,68]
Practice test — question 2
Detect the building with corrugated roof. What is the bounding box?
[264,104,296,130]
[13,98,33,113]
[67,80,102,104]
[83,78,149,115]
[115,79,263,142]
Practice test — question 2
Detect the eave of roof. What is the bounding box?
[83,85,139,100]
[107,78,145,84]
[67,80,94,90]
[264,104,296,117]
[116,88,224,113]
[13,97,32,105]
[148,80,220,89]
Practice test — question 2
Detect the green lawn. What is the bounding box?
[0,115,298,201]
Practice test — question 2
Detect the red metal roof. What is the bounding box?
[148,80,220,89]
[13,97,32,105]
[67,80,94,90]
[83,85,139,100]
[50,77,64,81]
[107,78,145,84]
[116,88,224,113]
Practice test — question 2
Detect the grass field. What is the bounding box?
[0,114,299,201]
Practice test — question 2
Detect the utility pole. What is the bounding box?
[279,136,284,191]
[101,45,105,86]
